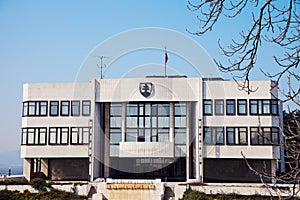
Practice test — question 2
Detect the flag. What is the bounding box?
[164,49,168,65]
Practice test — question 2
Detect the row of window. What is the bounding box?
[21,127,91,145]
[22,100,91,117]
[204,126,279,145]
[109,103,187,143]
[203,99,279,116]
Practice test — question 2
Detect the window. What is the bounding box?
[174,127,186,157]
[21,128,47,145]
[22,102,28,116]
[22,129,27,145]
[71,101,80,116]
[204,127,224,145]
[175,103,187,128]
[39,102,47,116]
[174,103,186,116]
[50,101,59,116]
[237,99,247,115]
[262,100,270,114]
[226,127,235,145]
[223,127,249,145]
[215,100,224,115]
[61,101,70,116]
[49,127,69,145]
[226,99,235,115]
[110,128,122,144]
[271,99,278,115]
[126,103,170,142]
[126,129,137,142]
[22,101,48,116]
[250,99,278,115]
[82,100,91,116]
[28,102,35,116]
[157,128,169,142]
[175,128,186,145]
[203,99,212,115]
[71,127,90,144]
[250,100,258,115]
[250,127,279,145]
[34,158,41,173]
[110,103,122,145]
[238,127,248,144]
[271,127,279,144]
[110,103,122,116]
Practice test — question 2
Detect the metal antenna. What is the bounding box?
[96,56,108,79]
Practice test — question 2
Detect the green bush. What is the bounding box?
[29,178,49,192]
[0,188,87,200]
[0,180,28,185]
[0,190,23,200]
[179,190,211,200]
[179,190,286,200]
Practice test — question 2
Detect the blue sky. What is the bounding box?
[0,0,286,153]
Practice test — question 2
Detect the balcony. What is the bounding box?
[203,145,280,159]
[118,142,174,157]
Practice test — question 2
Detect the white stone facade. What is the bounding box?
[21,77,284,183]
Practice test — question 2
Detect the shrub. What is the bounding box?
[29,178,49,192]
[0,190,23,200]
[179,190,211,200]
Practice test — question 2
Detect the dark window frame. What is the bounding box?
[250,126,280,145]
[82,100,91,116]
[237,127,248,145]
[214,99,224,115]
[237,99,247,115]
[250,100,258,115]
[60,101,70,116]
[226,127,248,145]
[110,128,122,145]
[109,103,122,145]
[125,102,170,142]
[70,127,90,145]
[250,99,279,115]
[21,127,47,145]
[71,101,80,116]
[22,102,28,117]
[271,99,279,115]
[48,127,69,145]
[22,101,48,117]
[203,99,212,115]
[50,101,59,116]
[226,99,236,115]
[262,100,271,114]
[204,127,224,145]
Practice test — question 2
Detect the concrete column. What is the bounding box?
[23,158,31,180]
[41,159,48,178]
[186,102,190,181]
[169,102,174,143]
[271,160,276,184]
[104,103,110,178]
[121,102,126,142]
[198,118,204,182]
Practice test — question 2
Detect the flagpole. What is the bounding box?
[164,59,166,78]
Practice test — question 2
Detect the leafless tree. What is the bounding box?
[187,0,300,106]
[187,1,300,198]
[240,109,300,199]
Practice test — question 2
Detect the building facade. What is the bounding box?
[21,77,284,182]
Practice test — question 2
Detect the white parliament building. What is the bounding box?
[21,76,284,183]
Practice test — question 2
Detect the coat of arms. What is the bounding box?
[139,82,153,97]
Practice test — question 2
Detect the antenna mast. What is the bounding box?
[97,56,108,79]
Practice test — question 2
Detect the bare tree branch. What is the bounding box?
[188,0,300,106]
